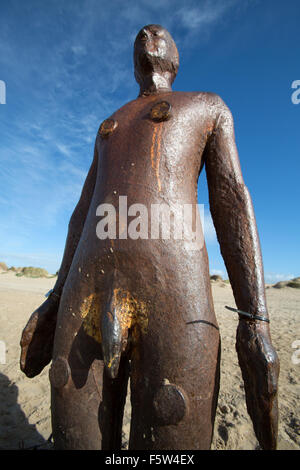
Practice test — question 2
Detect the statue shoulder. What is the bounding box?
[201,93,235,130]
[195,92,231,112]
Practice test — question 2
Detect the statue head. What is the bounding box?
[134,25,179,90]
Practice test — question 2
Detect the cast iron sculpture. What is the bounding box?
[20,24,279,450]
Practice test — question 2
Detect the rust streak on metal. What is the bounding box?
[80,294,102,344]
[112,288,149,337]
[155,123,163,191]
[150,125,158,170]
[150,123,163,191]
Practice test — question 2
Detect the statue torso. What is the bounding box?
[94,91,217,209]
[67,92,220,315]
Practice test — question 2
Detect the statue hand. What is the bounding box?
[20,295,60,378]
[236,320,280,449]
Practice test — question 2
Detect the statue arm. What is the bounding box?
[20,146,98,378]
[204,96,279,449]
[52,145,99,296]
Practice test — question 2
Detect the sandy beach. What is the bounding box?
[0,271,299,450]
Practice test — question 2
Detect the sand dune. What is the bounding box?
[0,271,299,450]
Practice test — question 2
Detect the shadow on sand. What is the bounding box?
[0,372,52,450]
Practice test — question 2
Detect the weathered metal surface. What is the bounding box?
[98,118,118,138]
[153,383,188,425]
[20,23,279,450]
[150,100,172,121]
[49,357,70,389]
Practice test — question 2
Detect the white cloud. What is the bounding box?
[176,3,228,30]
[264,273,295,283]
[71,45,86,56]
[56,143,72,158]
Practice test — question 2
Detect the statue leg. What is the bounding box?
[49,276,129,450]
[128,316,221,450]
[50,355,129,450]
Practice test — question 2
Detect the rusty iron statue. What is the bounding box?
[20,25,279,450]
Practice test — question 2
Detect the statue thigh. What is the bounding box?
[129,317,221,450]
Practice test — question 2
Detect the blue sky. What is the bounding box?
[0,0,299,282]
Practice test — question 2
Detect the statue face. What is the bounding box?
[134,24,179,85]
[135,25,169,61]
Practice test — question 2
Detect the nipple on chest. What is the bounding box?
[150,101,172,122]
[98,118,118,138]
